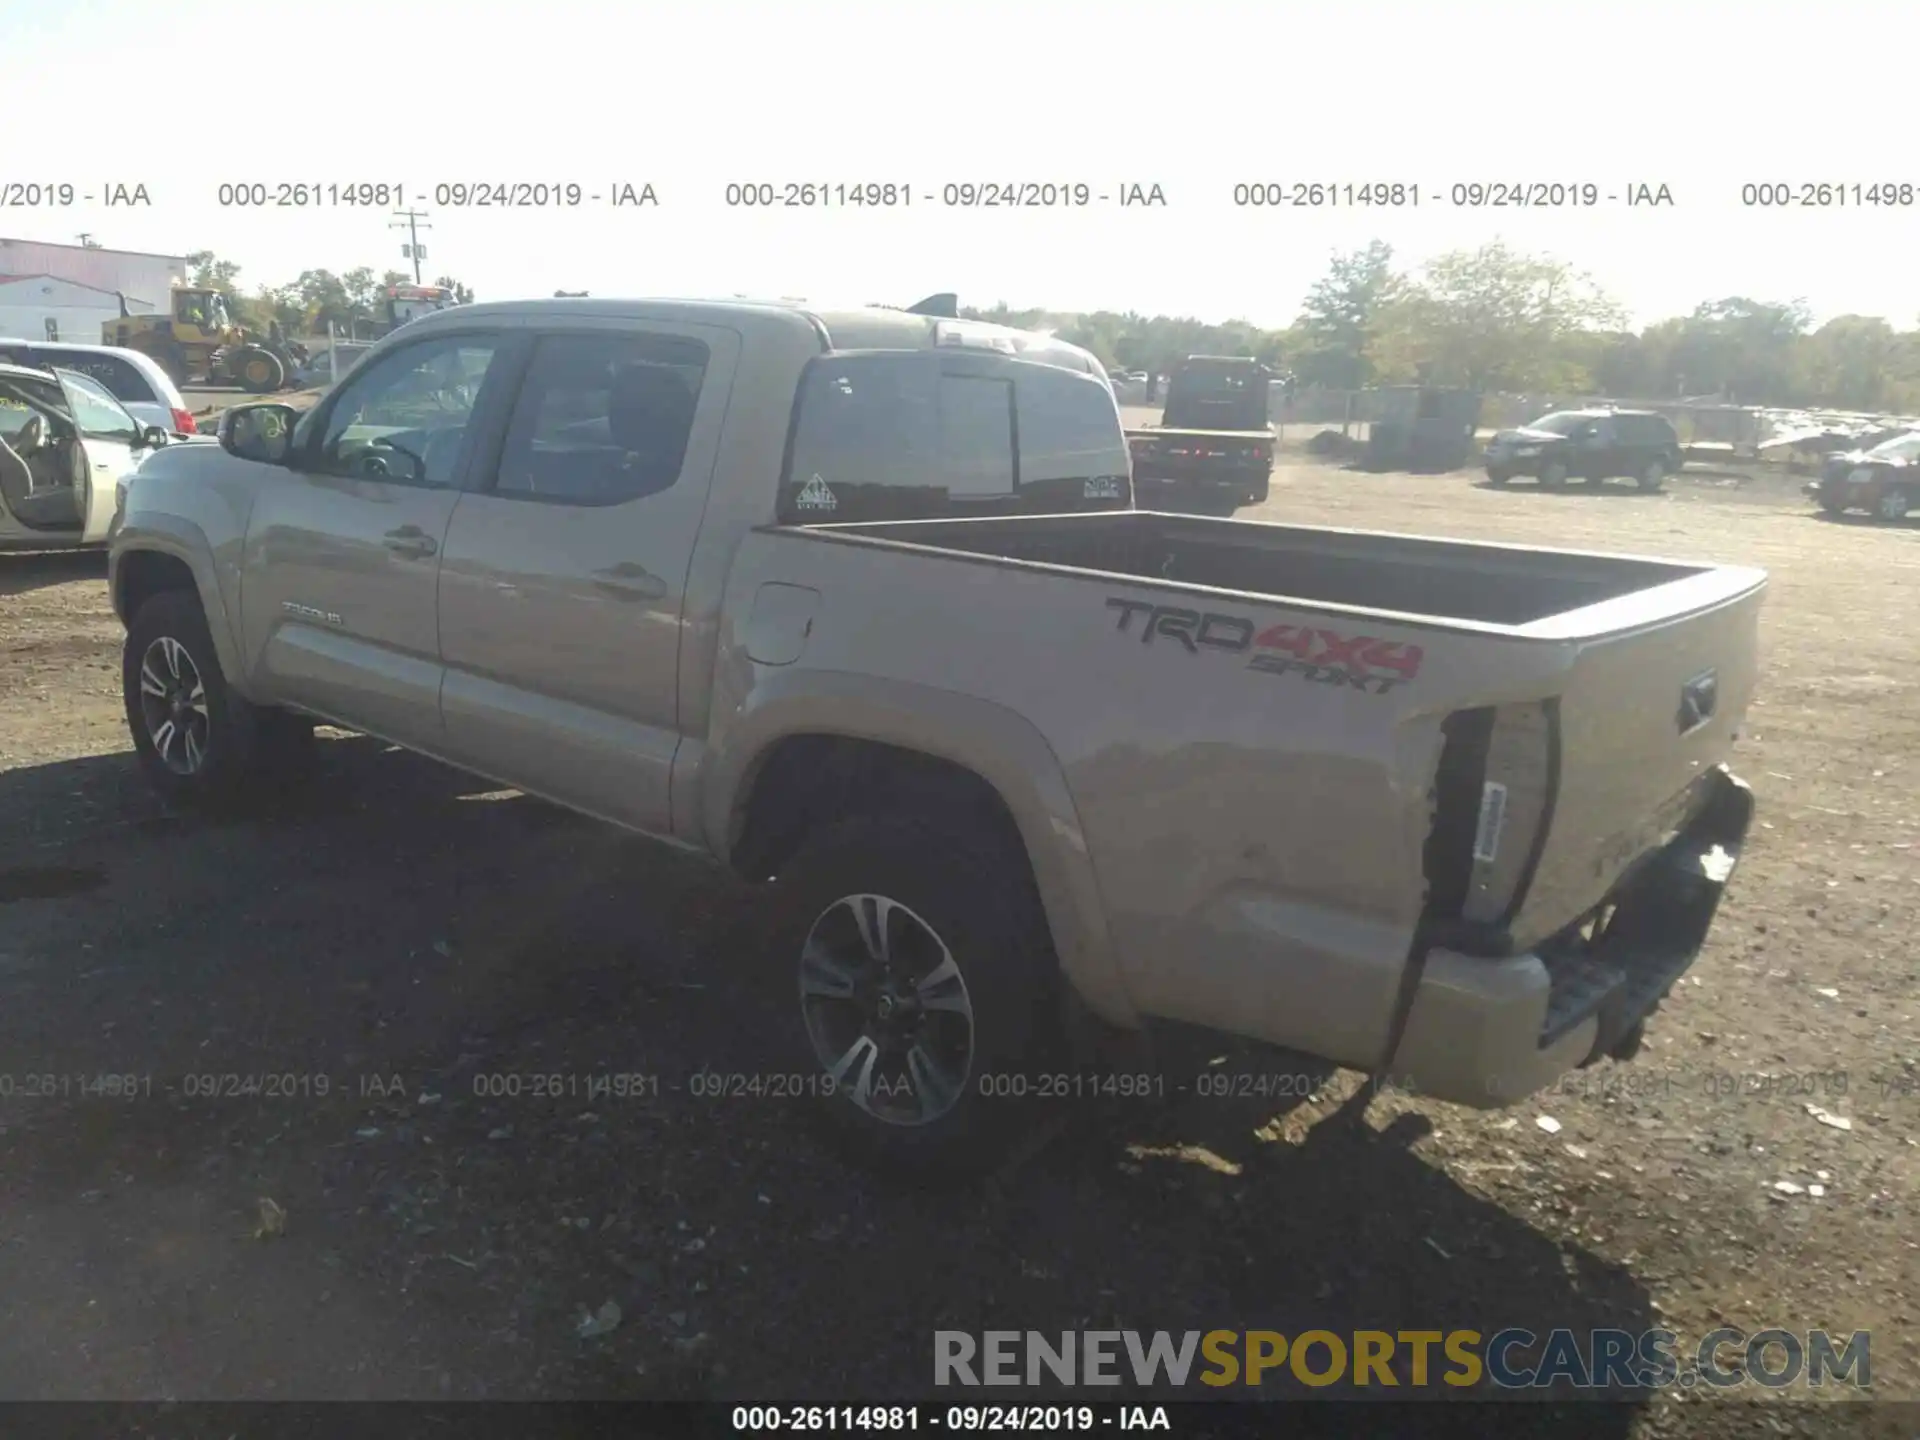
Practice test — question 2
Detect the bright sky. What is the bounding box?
[6,0,1914,330]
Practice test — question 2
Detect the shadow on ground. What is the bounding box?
[0,549,107,597]
[0,737,1650,1426]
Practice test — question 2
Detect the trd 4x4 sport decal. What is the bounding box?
[1104,597,1424,696]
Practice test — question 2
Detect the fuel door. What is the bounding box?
[744,582,819,666]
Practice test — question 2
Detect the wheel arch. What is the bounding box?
[110,527,247,687]
[700,672,1135,1029]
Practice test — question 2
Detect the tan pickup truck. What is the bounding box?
[107,297,1763,1174]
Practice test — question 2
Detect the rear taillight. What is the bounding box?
[1422,701,1556,930]
[171,407,197,434]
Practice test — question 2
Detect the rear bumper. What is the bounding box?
[1133,465,1268,495]
[1382,765,1754,1107]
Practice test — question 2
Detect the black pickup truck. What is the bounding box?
[1124,356,1277,514]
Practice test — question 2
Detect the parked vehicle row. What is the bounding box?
[107,296,1761,1176]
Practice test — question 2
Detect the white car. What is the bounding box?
[0,338,201,437]
[0,361,175,553]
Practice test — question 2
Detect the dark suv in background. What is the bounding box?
[1483,408,1682,491]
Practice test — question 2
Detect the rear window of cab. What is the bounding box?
[779,351,1130,523]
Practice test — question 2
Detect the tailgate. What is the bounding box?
[1508,568,1765,947]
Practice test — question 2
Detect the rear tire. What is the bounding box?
[769,814,1065,1181]
[123,590,314,811]
[1637,460,1666,492]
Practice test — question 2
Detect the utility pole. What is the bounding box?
[390,208,432,283]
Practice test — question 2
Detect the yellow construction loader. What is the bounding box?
[101,287,308,394]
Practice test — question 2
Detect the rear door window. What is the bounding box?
[492,332,709,504]
[781,354,939,521]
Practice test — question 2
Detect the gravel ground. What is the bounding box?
[0,451,1913,1433]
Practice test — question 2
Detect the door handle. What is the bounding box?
[383,526,438,560]
[591,562,668,601]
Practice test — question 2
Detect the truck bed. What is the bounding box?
[767,508,1763,982]
[812,508,1729,633]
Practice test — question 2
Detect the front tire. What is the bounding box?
[123,590,313,810]
[770,814,1064,1179]
[233,347,286,394]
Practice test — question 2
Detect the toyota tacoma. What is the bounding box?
[108,296,1763,1174]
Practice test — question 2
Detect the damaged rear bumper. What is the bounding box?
[1382,766,1754,1107]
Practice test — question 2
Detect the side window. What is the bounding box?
[493,332,709,504]
[35,352,152,403]
[1586,418,1617,444]
[937,373,1015,497]
[1013,363,1130,504]
[313,335,501,486]
[781,354,937,522]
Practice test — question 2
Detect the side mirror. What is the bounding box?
[218,402,300,465]
[140,425,170,451]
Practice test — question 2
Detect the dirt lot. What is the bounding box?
[0,453,1914,1431]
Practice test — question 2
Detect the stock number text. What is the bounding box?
[1742,182,1918,208]
[217,182,404,207]
[1234,182,1419,207]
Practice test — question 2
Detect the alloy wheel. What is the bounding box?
[798,893,977,1126]
[137,635,211,775]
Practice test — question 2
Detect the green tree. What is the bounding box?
[184,250,243,293]
[433,276,475,304]
[341,267,381,318]
[1664,298,1812,404]
[1294,241,1399,389]
[289,269,359,336]
[1370,242,1624,392]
